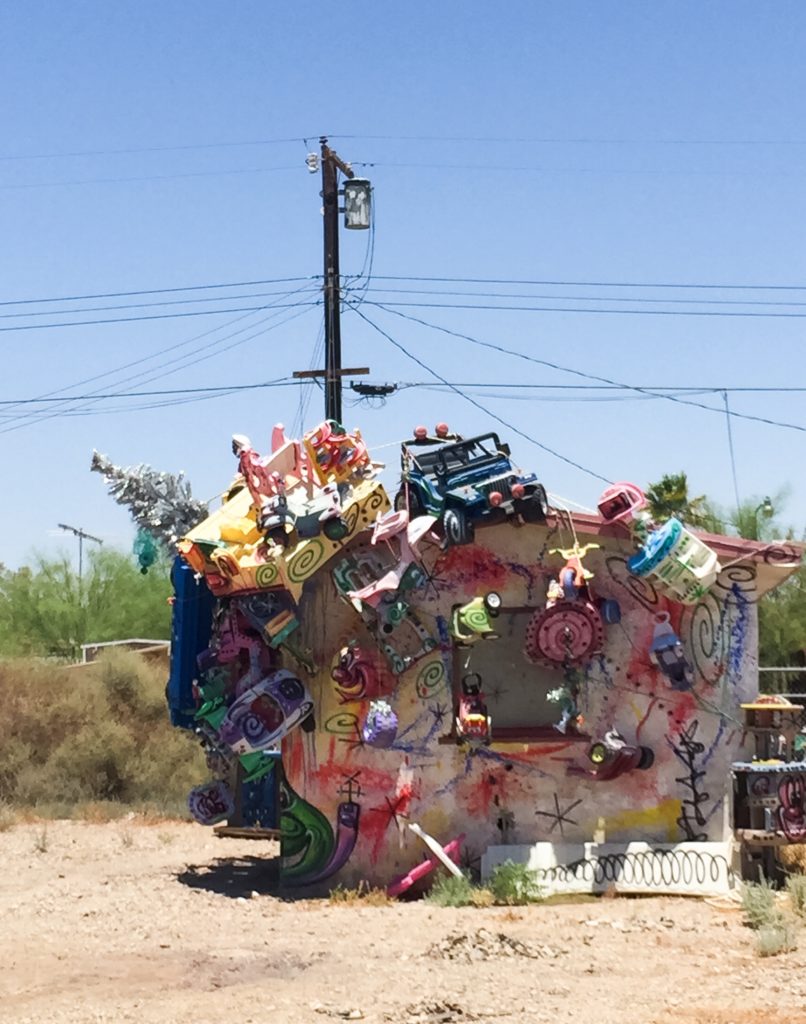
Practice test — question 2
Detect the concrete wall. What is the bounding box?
[280,517,759,888]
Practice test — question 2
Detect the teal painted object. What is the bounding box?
[628,517,682,577]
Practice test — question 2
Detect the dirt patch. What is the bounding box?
[426,927,565,962]
[2,821,806,1024]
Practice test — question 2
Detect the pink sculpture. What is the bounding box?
[347,508,437,610]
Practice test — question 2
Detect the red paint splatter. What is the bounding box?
[433,545,509,592]
[635,696,659,743]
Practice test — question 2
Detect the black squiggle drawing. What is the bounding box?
[670,720,710,841]
[605,555,660,611]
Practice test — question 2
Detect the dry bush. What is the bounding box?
[0,651,205,816]
[0,800,17,831]
[329,880,391,906]
[756,917,799,957]
[779,844,806,874]
[786,873,806,917]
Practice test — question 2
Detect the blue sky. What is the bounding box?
[2,1,806,568]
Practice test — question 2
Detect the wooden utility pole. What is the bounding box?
[320,136,353,424]
[295,138,371,422]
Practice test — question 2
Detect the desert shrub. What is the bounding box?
[756,918,799,957]
[0,800,17,831]
[427,872,480,908]
[99,649,166,725]
[488,861,543,906]
[786,873,806,917]
[741,877,780,930]
[329,881,390,906]
[780,844,806,875]
[0,652,205,815]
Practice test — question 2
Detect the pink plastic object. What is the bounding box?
[597,482,647,524]
[347,510,437,609]
[271,423,288,452]
[387,835,465,898]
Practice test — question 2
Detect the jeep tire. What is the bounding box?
[522,484,549,523]
[443,508,474,546]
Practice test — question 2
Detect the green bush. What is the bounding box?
[427,872,479,907]
[741,877,780,930]
[488,861,543,906]
[0,651,205,816]
[786,873,806,917]
[756,918,799,957]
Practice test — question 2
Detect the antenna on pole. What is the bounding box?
[57,523,103,583]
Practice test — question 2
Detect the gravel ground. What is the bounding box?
[1,820,805,1024]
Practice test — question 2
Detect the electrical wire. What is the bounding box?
[345,285,806,310]
[366,303,806,435]
[0,300,319,333]
[371,274,806,293]
[346,302,612,485]
[0,286,320,433]
[0,286,321,321]
[353,160,806,179]
[4,378,805,408]
[0,288,317,424]
[362,299,806,319]
[292,322,325,437]
[0,275,314,308]
[0,136,311,162]
[0,165,300,191]
[0,303,317,433]
[0,379,313,404]
[332,133,806,147]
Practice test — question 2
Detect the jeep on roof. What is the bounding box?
[395,432,548,546]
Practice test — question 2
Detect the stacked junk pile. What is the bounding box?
[93,417,744,893]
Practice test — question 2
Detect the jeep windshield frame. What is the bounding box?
[431,433,507,479]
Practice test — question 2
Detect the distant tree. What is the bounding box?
[645,472,709,526]
[644,479,806,686]
[0,548,172,661]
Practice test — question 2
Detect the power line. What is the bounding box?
[0,287,327,322]
[0,165,300,191]
[0,275,314,309]
[363,299,806,319]
[333,133,806,147]
[371,274,806,293]
[0,303,318,434]
[4,133,806,163]
[346,285,806,309]
[347,303,612,485]
[353,160,806,179]
[365,303,806,436]
[0,301,320,333]
[4,379,806,408]
[0,287,319,433]
[0,137,309,162]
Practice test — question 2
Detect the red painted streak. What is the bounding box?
[635,696,659,744]
[433,545,509,591]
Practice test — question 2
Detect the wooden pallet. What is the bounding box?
[213,825,281,841]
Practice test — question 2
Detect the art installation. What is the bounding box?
[91,417,803,892]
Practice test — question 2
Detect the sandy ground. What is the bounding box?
[1,821,806,1024]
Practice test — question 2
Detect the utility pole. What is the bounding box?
[57,523,103,584]
[295,138,372,424]
[321,136,347,424]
